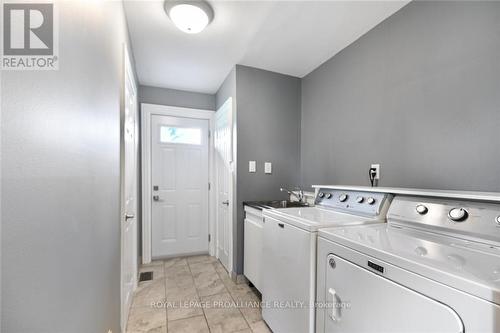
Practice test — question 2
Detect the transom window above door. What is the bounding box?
[160,126,202,145]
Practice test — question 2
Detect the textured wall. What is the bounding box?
[1,1,134,332]
[301,1,500,191]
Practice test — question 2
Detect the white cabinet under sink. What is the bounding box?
[261,214,315,333]
[244,205,264,291]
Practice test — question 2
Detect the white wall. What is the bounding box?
[1,1,134,332]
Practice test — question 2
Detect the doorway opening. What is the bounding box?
[141,102,234,272]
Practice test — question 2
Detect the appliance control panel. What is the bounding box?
[387,196,500,244]
[315,188,391,218]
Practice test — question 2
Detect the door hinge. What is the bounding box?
[208,182,211,190]
[208,234,211,242]
[208,130,211,138]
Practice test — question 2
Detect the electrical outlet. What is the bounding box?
[370,164,380,180]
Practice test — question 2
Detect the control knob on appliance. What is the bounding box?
[448,208,468,222]
[326,193,333,199]
[416,204,428,215]
[495,216,500,226]
[318,192,325,198]
[339,194,348,202]
[356,196,364,203]
[367,197,376,205]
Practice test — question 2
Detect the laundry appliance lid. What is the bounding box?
[319,223,500,304]
[263,207,382,232]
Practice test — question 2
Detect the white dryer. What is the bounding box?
[261,188,392,333]
[316,195,500,333]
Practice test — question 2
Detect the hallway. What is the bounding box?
[126,255,271,333]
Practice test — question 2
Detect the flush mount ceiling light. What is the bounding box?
[164,0,214,34]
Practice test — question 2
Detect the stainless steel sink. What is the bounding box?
[245,200,309,210]
[265,200,309,208]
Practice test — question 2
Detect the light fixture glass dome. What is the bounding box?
[165,1,214,34]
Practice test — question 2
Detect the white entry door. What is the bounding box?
[121,47,138,331]
[151,115,209,258]
[214,98,233,272]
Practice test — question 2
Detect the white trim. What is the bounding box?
[312,185,500,203]
[141,103,215,264]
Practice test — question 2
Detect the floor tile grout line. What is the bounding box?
[226,281,253,332]
[187,258,213,332]
[167,312,205,324]
[194,257,252,332]
[165,259,199,326]
[165,258,208,328]
[145,256,261,333]
[211,259,253,332]
[216,263,265,333]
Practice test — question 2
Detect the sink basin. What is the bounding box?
[245,200,310,210]
[264,200,309,208]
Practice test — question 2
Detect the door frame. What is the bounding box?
[120,44,138,332]
[141,103,215,264]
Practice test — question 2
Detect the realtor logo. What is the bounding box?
[1,2,58,70]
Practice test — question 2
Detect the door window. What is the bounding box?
[160,126,201,145]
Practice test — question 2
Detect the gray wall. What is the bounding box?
[215,66,301,274]
[235,65,301,273]
[301,1,500,191]
[1,1,133,332]
[139,85,215,110]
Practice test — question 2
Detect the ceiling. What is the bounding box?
[124,1,409,94]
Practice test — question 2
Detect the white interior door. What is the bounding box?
[151,115,209,258]
[214,98,233,272]
[121,47,138,331]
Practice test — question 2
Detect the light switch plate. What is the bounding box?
[264,162,272,174]
[249,161,256,173]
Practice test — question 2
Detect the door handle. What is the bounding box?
[153,195,160,201]
[278,223,284,228]
[125,214,135,221]
[328,288,342,322]
[222,200,229,206]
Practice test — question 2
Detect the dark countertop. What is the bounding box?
[244,200,310,210]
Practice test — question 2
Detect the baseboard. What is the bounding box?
[151,251,209,261]
[231,272,249,285]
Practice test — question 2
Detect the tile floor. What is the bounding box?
[126,255,272,333]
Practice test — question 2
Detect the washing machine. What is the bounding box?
[316,194,500,333]
[261,188,392,333]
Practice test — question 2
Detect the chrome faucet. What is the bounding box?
[280,186,305,203]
